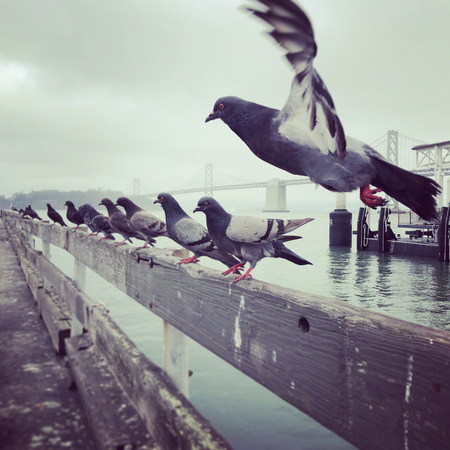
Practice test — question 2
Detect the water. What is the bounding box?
[38,208,450,449]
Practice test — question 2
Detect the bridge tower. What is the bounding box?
[387,130,399,211]
[263,179,288,212]
[387,130,399,166]
[133,179,141,196]
[205,163,213,197]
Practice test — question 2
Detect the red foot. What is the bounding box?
[178,256,199,264]
[360,185,387,209]
[115,240,128,246]
[233,267,254,283]
[222,262,245,276]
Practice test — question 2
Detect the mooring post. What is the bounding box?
[71,257,86,336]
[329,193,352,246]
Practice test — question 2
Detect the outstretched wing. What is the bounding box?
[247,0,346,158]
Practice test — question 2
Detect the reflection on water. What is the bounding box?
[327,244,450,330]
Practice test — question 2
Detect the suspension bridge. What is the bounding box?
[134,131,450,211]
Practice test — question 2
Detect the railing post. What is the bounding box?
[163,248,190,398]
[71,257,86,336]
[42,240,51,259]
[163,321,189,398]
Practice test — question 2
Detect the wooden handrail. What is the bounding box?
[2,210,450,450]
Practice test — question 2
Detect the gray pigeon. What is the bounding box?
[64,201,84,228]
[154,192,241,269]
[99,198,143,246]
[116,197,167,248]
[194,196,313,283]
[205,0,440,221]
[78,204,115,240]
[46,203,67,227]
[23,205,42,220]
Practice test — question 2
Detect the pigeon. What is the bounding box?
[194,196,313,283]
[154,192,242,269]
[46,203,67,227]
[99,198,143,246]
[64,201,85,228]
[205,0,441,221]
[23,205,42,220]
[116,197,167,248]
[79,204,115,240]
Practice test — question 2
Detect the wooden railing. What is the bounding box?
[2,210,450,450]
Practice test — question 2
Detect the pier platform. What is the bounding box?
[0,219,96,449]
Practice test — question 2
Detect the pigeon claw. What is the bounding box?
[233,267,254,283]
[360,185,387,209]
[222,262,245,276]
[178,256,200,265]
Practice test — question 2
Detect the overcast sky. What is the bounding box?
[1,0,449,203]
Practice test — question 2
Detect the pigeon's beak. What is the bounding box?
[193,206,202,213]
[153,199,161,205]
[205,111,217,123]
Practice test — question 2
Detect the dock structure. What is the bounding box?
[1,209,450,449]
[356,206,450,260]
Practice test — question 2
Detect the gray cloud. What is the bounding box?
[1,0,449,202]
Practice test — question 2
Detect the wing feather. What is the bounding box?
[247,0,346,158]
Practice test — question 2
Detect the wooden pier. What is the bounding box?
[1,209,450,449]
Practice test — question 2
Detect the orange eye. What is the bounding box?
[219,103,225,110]
[204,201,209,206]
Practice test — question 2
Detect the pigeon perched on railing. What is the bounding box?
[205,0,441,221]
[154,192,242,269]
[99,198,144,246]
[23,205,42,220]
[64,201,84,228]
[116,197,168,248]
[46,203,67,227]
[194,196,313,283]
[78,204,115,240]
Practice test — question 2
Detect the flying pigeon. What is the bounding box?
[194,196,313,283]
[205,0,441,221]
[154,192,242,269]
[78,204,115,240]
[99,198,143,246]
[64,201,85,228]
[23,205,42,220]
[116,197,167,248]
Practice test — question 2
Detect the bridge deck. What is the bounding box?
[0,219,96,449]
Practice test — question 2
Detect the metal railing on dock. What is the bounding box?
[2,210,450,450]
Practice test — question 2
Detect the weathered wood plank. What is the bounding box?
[3,210,450,450]
[87,304,231,450]
[65,333,158,450]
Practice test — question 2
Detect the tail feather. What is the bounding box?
[284,217,314,234]
[272,240,312,266]
[278,235,302,242]
[371,158,441,221]
[206,249,241,268]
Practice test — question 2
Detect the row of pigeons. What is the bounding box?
[12,194,313,283]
